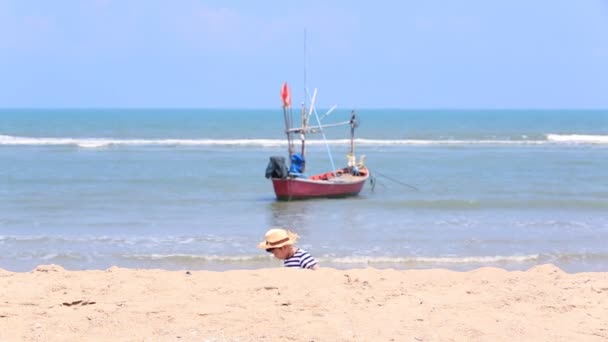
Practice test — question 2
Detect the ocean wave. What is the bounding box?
[1,134,607,148]
[327,255,541,264]
[546,134,608,144]
[0,249,540,264]
[4,252,608,271]
[0,135,282,148]
[119,253,541,265]
[0,251,90,261]
[368,199,608,211]
[0,235,232,245]
[121,254,273,262]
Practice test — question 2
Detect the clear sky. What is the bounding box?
[1,0,607,109]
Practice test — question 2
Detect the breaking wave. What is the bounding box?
[1,134,607,148]
[328,255,541,264]
[546,134,608,144]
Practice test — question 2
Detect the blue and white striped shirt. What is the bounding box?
[283,248,317,269]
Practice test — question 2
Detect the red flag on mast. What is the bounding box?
[281,82,291,108]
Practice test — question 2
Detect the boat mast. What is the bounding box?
[300,29,308,172]
[284,107,293,157]
[281,82,294,157]
[304,29,307,112]
[300,102,306,166]
[350,110,356,155]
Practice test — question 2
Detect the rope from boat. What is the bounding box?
[373,171,419,191]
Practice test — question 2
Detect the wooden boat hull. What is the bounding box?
[271,168,369,201]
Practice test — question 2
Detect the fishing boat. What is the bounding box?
[265,82,370,201]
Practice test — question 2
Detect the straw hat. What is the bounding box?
[257,228,299,250]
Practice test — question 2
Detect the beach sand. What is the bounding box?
[1,264,607,341]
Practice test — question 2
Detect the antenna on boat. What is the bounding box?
[302,30,339,176]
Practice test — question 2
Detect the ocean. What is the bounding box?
[1,109,607,272]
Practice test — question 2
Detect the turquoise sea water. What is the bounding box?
[1,109,607,272]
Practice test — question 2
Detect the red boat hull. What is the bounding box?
[271,168,369,201]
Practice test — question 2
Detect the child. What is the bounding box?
[258,227,318,270]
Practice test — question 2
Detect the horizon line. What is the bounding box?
[1,107,607,111]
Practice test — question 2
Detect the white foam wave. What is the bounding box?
[124,254,540,264]
[0,135,282,148]
[116,254,541,265]
[354,139,545,145]
[0,234,229,245]
[2,134,607,148]
[123,254,272,262]
[546,134,608,144]
[328,255,540,264]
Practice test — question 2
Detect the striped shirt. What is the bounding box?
[283,248,317,269]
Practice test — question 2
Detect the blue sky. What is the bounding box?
[1,0,607,109]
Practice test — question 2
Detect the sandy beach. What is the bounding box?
[0,264,606,341]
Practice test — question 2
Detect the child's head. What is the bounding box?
[258,228,299,260]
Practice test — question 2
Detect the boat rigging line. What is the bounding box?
[305,88,338,174]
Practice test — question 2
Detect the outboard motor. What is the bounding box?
[265,156,288,179]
